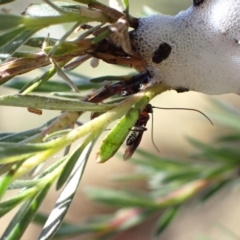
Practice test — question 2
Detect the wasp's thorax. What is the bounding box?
[133,0,240,94]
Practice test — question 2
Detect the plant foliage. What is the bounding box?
[0,1,239,240]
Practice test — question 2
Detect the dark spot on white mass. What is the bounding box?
[152,42,172,64]
[193,0,205,6]
[176,87,189,93]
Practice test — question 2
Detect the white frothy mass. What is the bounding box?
[133,0,240,94]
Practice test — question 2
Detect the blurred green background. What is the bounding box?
[0,1,240,240]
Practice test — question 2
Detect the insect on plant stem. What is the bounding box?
[124,104,213,160]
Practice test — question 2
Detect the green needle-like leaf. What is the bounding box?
[97,95,149,162]
[0,27,24,49]
[90,73,135,83]
[217,134,240,142]
[0,174,12,200]
[131,149,188,172]
[57,208,155,239]
[1,183,52,240]
[56,132,100,190]
[0,117,57,143]
[19,66,58,94]
[0,156,66,217]
[86,188,155,208]
[24,36,57,48]
[162,170,201,184]
[34,212,98,236]
[121,0,129,10]
[9,156,68,190]
[91,28,111,44]
[0,0,15,4]
[8,179,43,190]
[39,139,96,240]
[73,0,97,4]
[154,205,180,237]
[0,142,48,161]
[189,138,240,164]
[0,28,38,55]
[0,192,34,217]
[5,76,99,93]
[0,94,116,112]
[199,179,231,203]
[0,14,23,30]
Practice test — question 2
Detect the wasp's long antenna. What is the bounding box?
[150,113,160,153]
[124,104,213,160]
[151,106,213,125]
